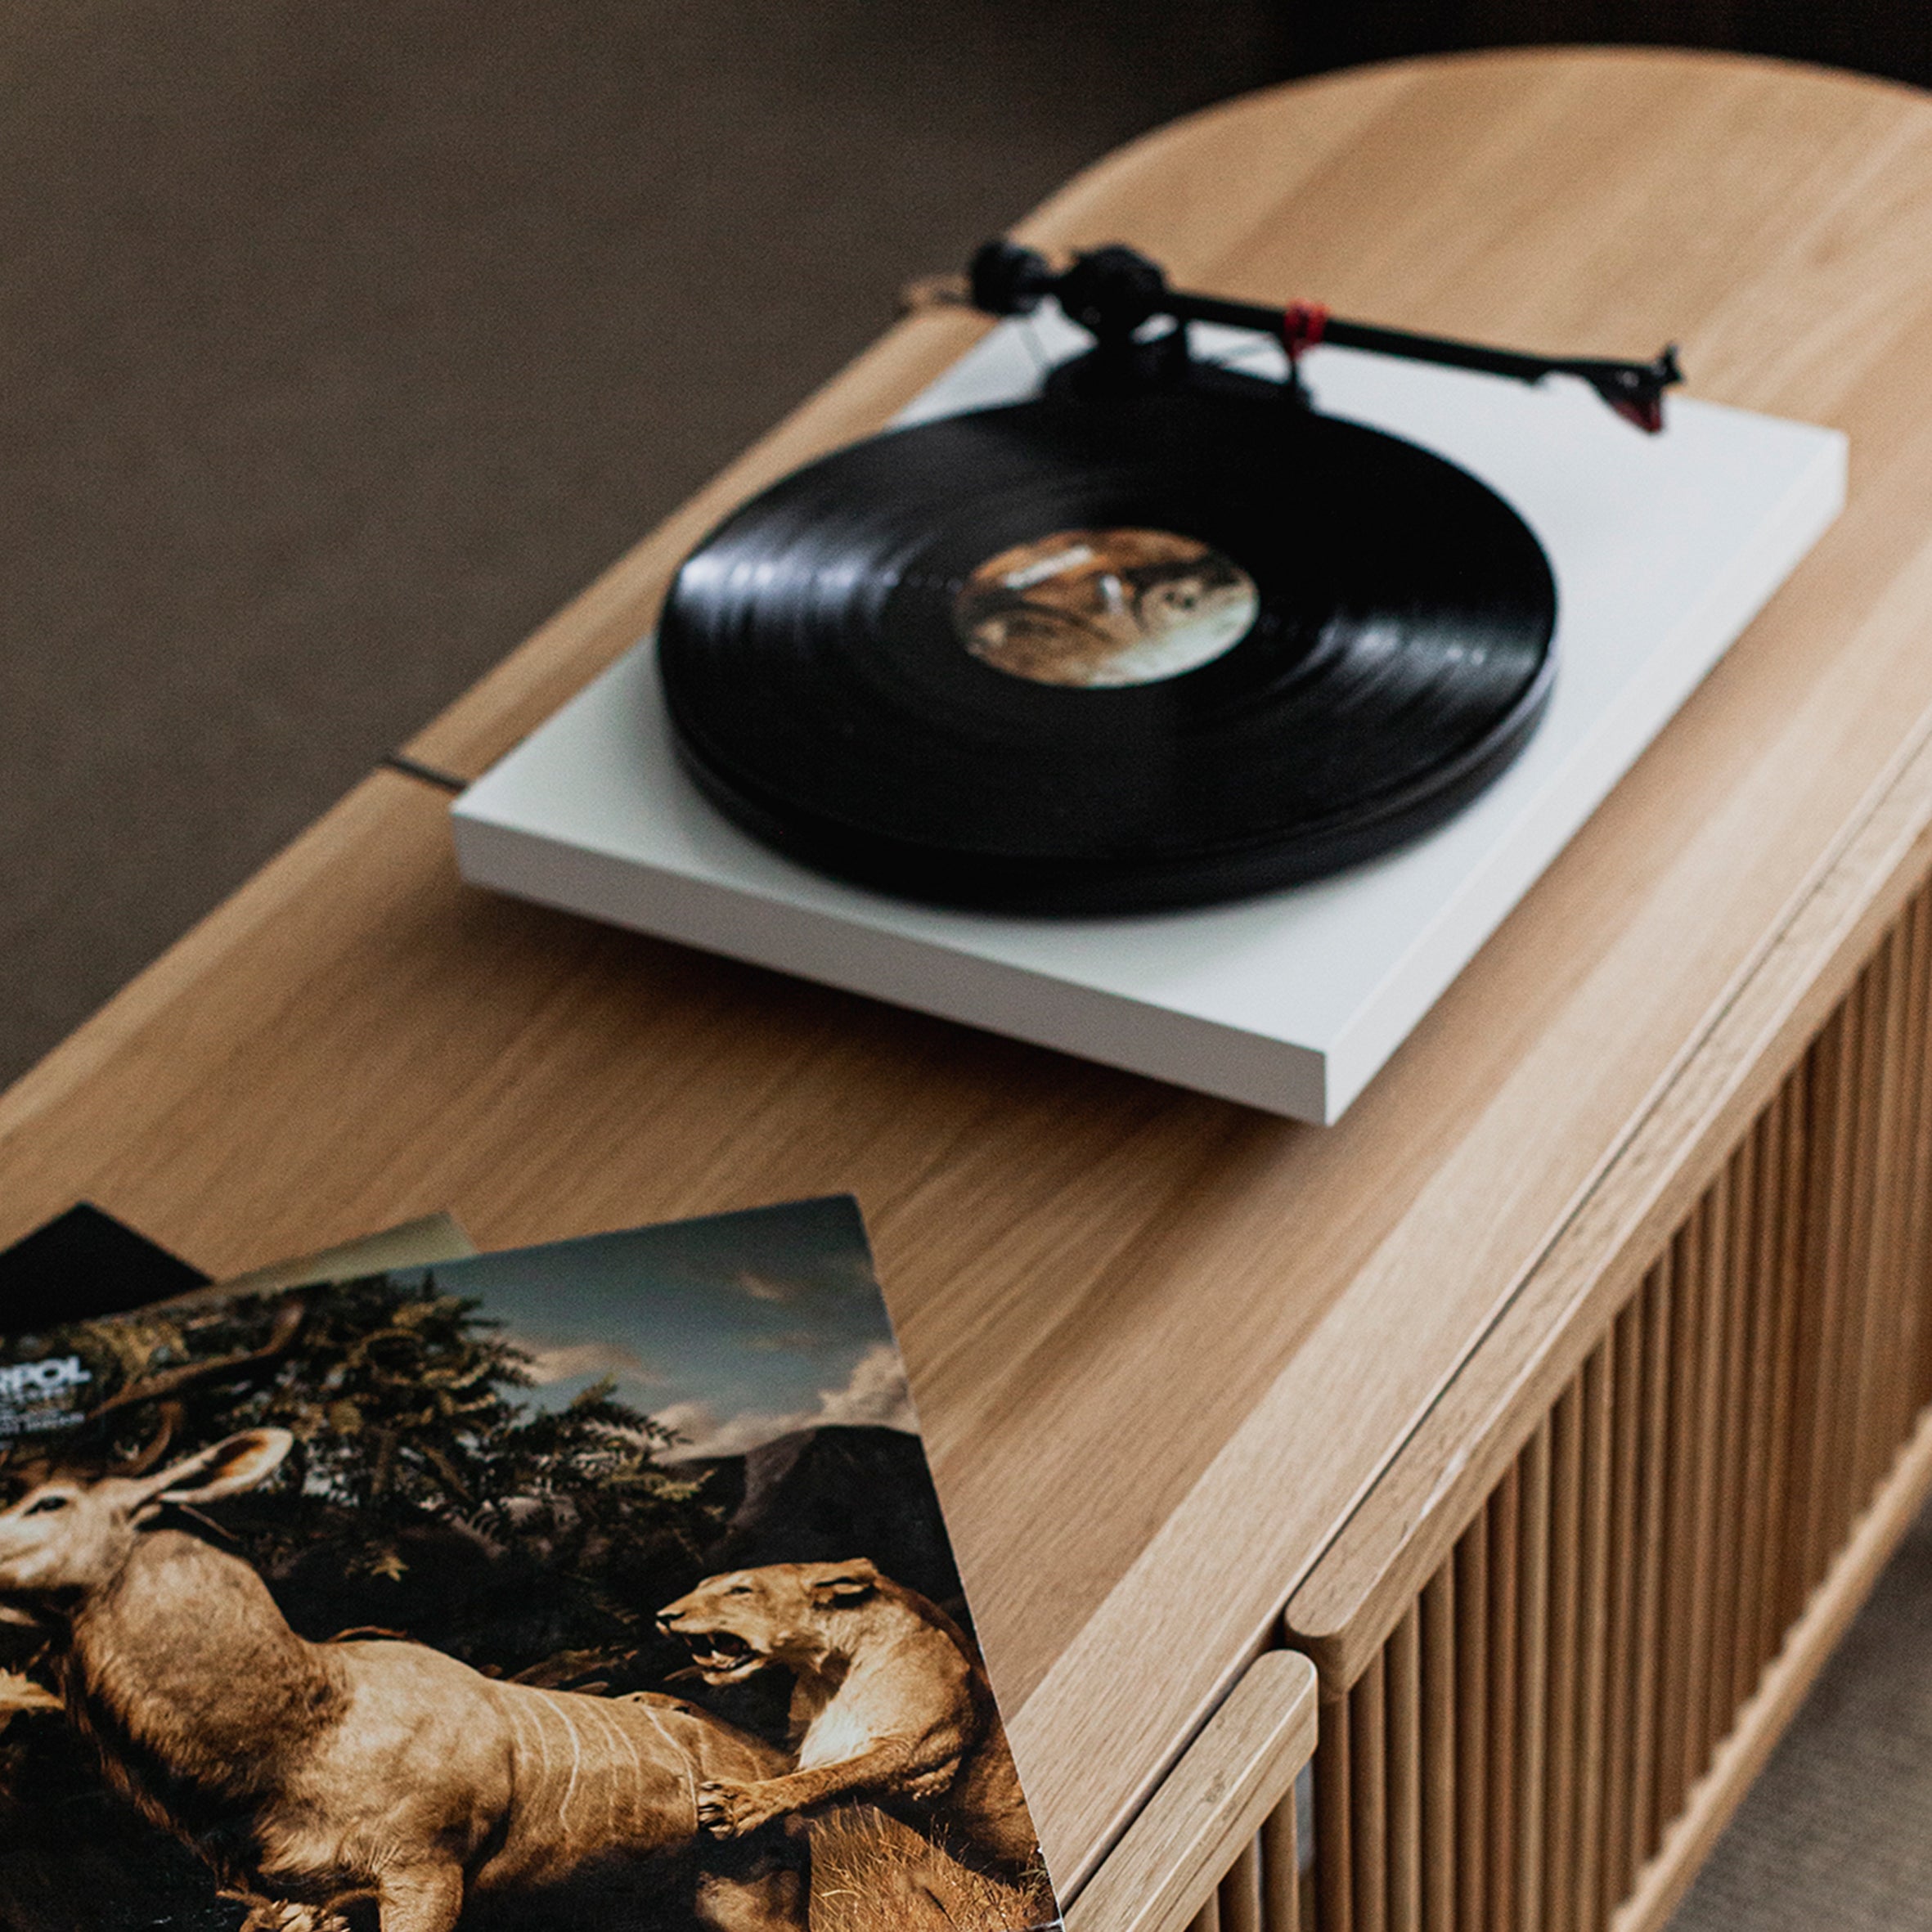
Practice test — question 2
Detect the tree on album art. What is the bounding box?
[0,1273,726,1678]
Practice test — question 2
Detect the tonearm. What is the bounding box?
[968,240,1683,434]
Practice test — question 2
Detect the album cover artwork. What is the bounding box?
[0,1197,1059,1932]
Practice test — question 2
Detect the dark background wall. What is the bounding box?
[1286,3,1932,87]
[2,0,1926,1094]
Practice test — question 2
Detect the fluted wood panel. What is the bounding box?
[1309,881,1932,1932]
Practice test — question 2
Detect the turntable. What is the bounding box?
[452,246,1844,1124]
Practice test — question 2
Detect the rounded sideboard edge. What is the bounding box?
[1068,1650,1317,1932]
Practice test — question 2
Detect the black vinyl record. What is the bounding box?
[658,380,1557,914]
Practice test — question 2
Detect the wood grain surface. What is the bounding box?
[7,47,1932,1898]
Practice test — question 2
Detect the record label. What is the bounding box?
[952,528,1260,688]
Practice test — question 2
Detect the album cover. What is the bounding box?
[0,1197,1060,1932]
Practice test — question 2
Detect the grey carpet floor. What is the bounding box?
[5,7,1932,1927]
[1671,1507,1932,1931]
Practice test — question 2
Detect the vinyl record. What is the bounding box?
[658,381,1557,914]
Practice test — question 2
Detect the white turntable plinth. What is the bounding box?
[452,311,1844,1124]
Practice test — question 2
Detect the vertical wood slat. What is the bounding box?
[1488,1464,1522,1932]
[1387,1608,1422,1932]
[1301,874,1932,1932]
[1420,1569,1456,1932]
[1351,1655,1388,1932]
[1571,1345,1615,1932]
[1846,931,1898,1508]
[1901,892,1932,1415]
[1731,1100,1781,1715]
[1262,1799,1301,1932]
[1885,895,1930,1440]
[1515,1422,1552,1932]
[1628,1260,1673,1888]
[1858,923,1911,1503]
[1892,891,1930,1418]
[1221,1840,1265,1932]
[1600,1297,1646,1906]
[1453,1507,1489,1932]
[1764,1058,1811,1654]
[1318,1687,1354,1932]
[1681,1185,1728,1799]
[1802,990,1860,1592]
[1544,1386,1584,1932]
[1707,1129,1755,1747]
[1654,1228,1699,1836]
[1785,1008,1836,1611]
[1821,964,1874,1561]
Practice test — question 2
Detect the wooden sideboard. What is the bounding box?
[8,46,1932,1932]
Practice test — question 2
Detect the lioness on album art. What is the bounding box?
[0,1197,1062,1932]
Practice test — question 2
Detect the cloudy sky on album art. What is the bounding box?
[392,1194,919,1459]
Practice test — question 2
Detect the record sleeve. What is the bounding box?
[0,1199,1062,1932]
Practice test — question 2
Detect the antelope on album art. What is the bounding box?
[0,1199,1059,1932]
